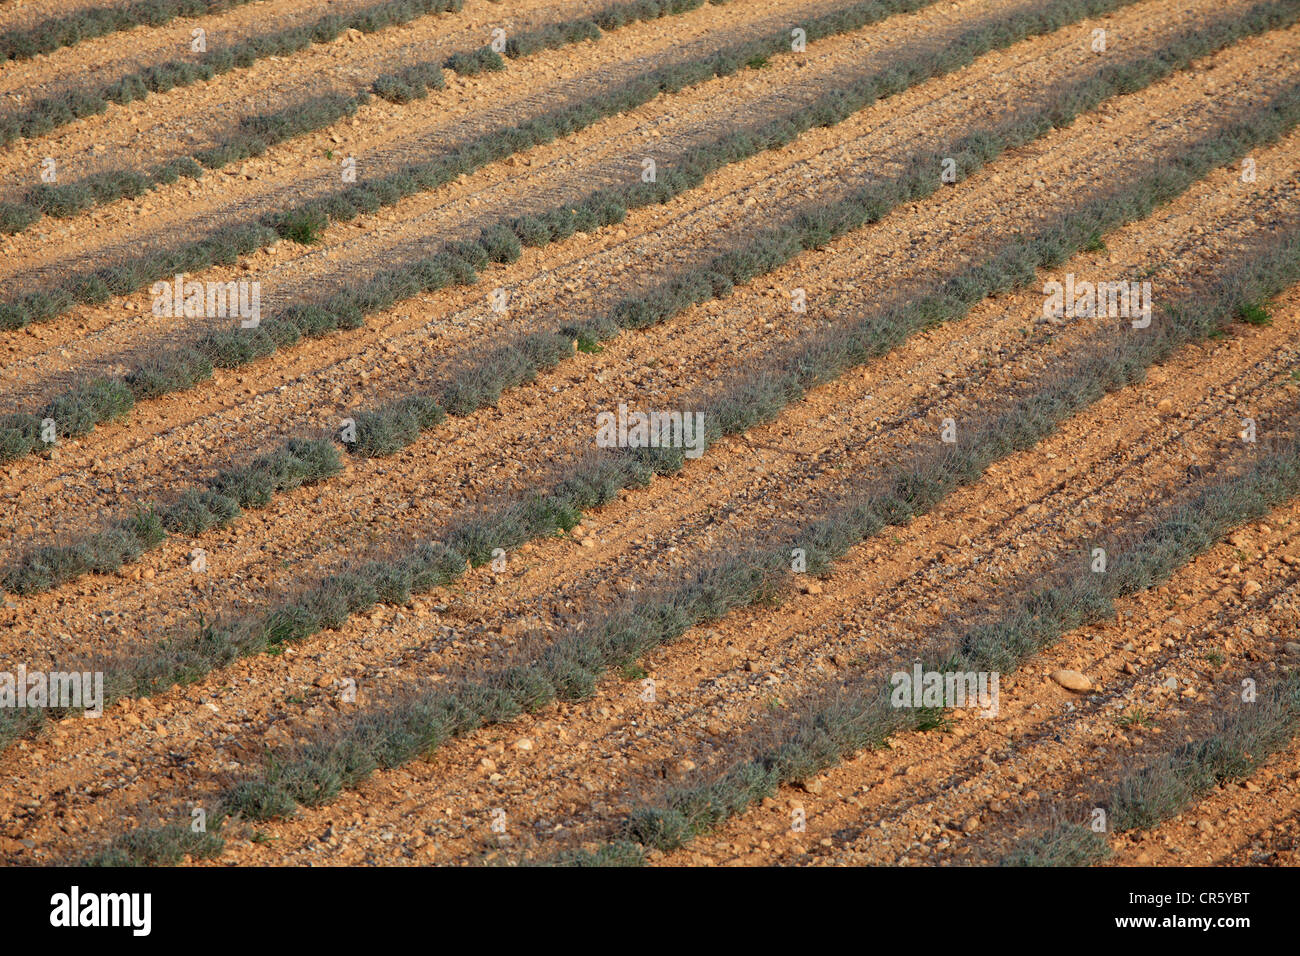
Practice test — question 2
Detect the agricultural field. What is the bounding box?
[0,0,1297,893]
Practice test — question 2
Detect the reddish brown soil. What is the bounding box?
[0,0,1296,867]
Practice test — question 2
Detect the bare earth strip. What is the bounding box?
[0,0,1295,870]
[0,3,1283,564]
[0,0,366,98]
[690,489,1300,867]
[0,0,853,267]
[203,276,1300,866]
[2,61,1297,862]
[0,0,1056,358]
[1,19,1290,683]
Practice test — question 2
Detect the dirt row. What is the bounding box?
[0,0,1283,580]
[681,476,1300,867]
[1108,662,1300,866]
[1,13,1288,692]
[0,0,1063,372]
[0,0,362,101]
[430,299,1300,867]
[0,0,853,276]
[0,0,635,159]
[204,247,1300,866]
[2,77,1296,862]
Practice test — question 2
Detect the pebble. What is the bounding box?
[1050,669,1092,692]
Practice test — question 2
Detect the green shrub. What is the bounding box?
[119,508,168,548]
[125,348,213,398]
[1000,825,1111,866]
[86,824,224,867]
[195,326,276,369]
[446,47,505,76]
[273,205,329,244]
[0,202,39,234]
[41,377,134,437]
[372,62,445,102]
[350,396,445,457]
[1238,301,1270,325]
[161,489,241,536]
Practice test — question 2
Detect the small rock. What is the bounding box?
[1050,669,1092,692]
